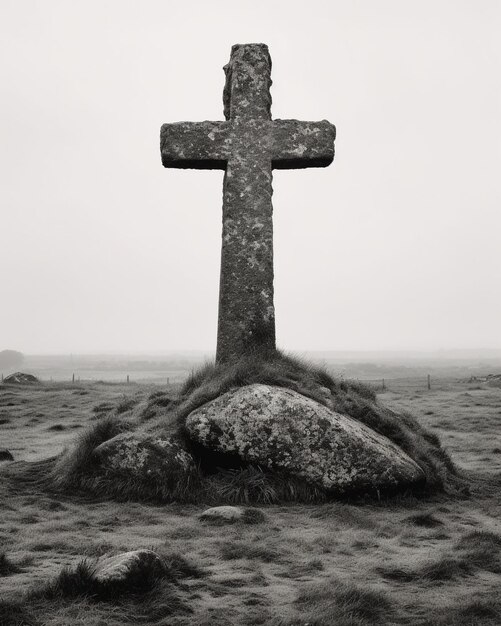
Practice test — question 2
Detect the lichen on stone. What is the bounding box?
[185,384,425,495]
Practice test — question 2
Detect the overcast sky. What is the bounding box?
[0,0,499,354]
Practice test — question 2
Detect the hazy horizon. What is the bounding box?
[11,348,501,361]
[1,1,500,354]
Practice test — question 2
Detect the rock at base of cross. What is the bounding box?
[92,432,196,486]
[185,384,425,495]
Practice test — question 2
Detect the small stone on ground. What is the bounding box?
[93,549,165,584]
[199,506,244,523]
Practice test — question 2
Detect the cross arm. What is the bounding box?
[271,120,336,169]
[160,121,230,170]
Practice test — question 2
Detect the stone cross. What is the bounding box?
[161,44,335,363]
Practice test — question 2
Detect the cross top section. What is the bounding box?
[223,44,272,121]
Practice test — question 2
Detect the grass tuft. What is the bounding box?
[48,416,129,491]
[0,600,39,626]
[280,578,394,626]
[406,511,444,527]
[220,540,279,563]
[34,559,99,599]
[378,555,472,582]
[0,553,23,576]
[206,466,326,504]
[115,396,139,415]
[157,550,205,579]
[20,556,191,623]
[431,598,501,625]
[454,530,501,573]
[242,507,267,524]
[30,551,198,602]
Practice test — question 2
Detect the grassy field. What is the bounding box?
[1,376,501,625]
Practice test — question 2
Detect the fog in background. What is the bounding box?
[1,0,500,355]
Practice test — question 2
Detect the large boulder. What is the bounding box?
[185,384,425,495]
[92,432,196,487]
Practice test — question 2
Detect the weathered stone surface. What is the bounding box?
[0,448,14,462]
[160,44,335,363]
[93,549,165,584]
[199,505,244,523]
[92,432,195,485]
[185,384,425,495]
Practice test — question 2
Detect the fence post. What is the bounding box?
[427,374,431,390]
[382,378,386,391]
[127,374,130,384]
[72,373,75,383]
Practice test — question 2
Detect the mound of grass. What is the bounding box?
[170,351,461,494]
[177,351,376,418]
[43,350,461,503]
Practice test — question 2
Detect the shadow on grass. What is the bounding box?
[0,553,24,577]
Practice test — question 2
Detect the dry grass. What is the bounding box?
[1,373,500,624]
[279,578,395,626]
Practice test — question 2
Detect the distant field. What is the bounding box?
[1,376,501,625]
[5,351,501,386]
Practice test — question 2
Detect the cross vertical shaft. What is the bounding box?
[217,45,275,362]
